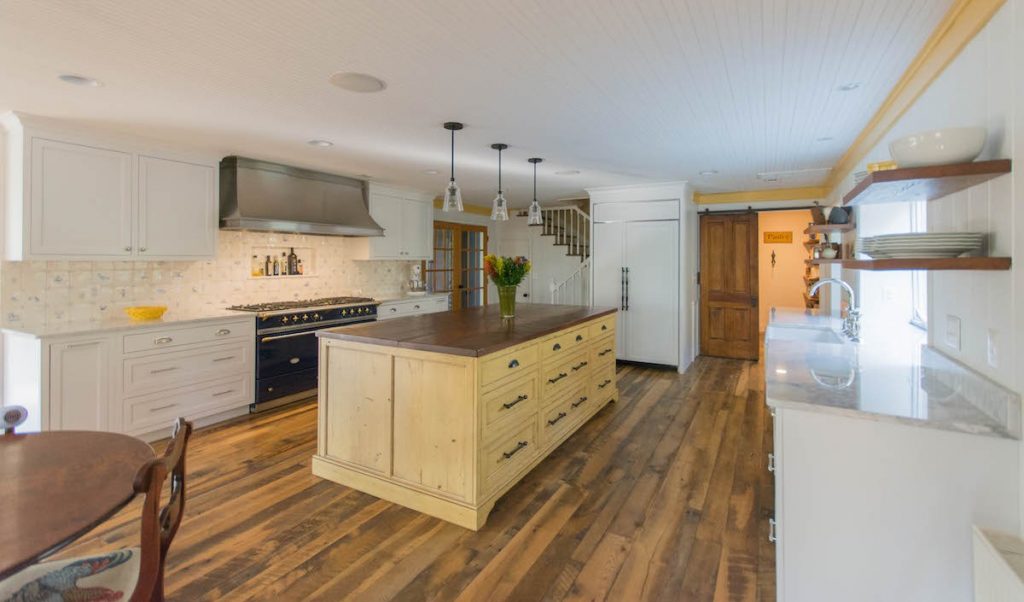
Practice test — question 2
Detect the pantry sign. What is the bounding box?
[763,231,793,244]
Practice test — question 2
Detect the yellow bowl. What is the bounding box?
[123,305,168,321]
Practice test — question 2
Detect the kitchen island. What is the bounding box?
[312,304,619,529]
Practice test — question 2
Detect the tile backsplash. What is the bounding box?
[2,231,417,325]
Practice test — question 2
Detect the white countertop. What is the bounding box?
[765,308,1021,440]
[1,307,254,338]
[377,292,450,304]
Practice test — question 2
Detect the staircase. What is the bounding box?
[530,206,591,305]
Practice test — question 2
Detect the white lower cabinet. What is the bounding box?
[770,405,1019,602]
[378,295,450,320]
[3,316,254,441]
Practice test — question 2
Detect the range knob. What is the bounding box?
[313,313,321,320]
[302,314,309,321]
[280,316,289,324]
[342,309,348,316]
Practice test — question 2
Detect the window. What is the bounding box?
[909,201,928,330]
[425,221,488,310]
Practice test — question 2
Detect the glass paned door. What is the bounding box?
[425,221,488,310]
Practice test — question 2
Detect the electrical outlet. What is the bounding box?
[945,315,962,351]
[988,328,999,368]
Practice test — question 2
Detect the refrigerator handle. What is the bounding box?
[620,267,626,310]
[625,267,630,311]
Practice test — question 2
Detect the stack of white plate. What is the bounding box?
[856,233,985,259]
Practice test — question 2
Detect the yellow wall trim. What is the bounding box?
[432,198,492,216]
[694,187,826,205]
[824,0,1006,192]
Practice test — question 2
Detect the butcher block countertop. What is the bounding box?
[317,304,618,357]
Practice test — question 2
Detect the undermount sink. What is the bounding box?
[769,326,844,345]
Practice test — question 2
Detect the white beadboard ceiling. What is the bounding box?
[0,0,953,206]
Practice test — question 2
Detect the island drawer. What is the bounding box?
[589,315,616,339]
[540,384,587,446]
[481,373,538,442]
[482,421,539,495]
[542,325,589,359]
[592,362,617,403]
[541,349,590,400]
[480,342,538,388]
[589,334,616,368]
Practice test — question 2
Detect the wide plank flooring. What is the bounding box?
[57,357,774,601]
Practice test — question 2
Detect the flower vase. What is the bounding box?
[498,285,517,319]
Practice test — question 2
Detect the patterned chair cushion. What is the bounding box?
[0,548,139,602]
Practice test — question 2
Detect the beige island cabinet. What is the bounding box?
[312,304,619,529]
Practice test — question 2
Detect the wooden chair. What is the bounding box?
[0,418,193,602]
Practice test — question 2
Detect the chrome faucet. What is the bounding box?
[809,278,861,341]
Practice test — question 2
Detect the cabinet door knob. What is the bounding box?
[124,246,132,252]
[140,247,147,252]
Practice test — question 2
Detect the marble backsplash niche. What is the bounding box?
[1,231,418,325]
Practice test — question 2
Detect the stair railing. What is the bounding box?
[550,258,591,305]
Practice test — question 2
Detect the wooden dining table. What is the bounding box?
[0,431,155,580]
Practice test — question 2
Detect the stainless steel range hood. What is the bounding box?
[219,156,384,237]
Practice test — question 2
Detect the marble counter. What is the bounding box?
[765,308,1021,440]
[1,307,254,338]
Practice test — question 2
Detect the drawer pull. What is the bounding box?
[767,453,775,473]
[154,337,173,345]
[502,394,529,410]
[501,441,529,460]
[572,396,588,408]
[598,348,613,357]
[547,372,568,384]
[508,359,520,369]
[575,334,583,342]
[768,518,778,543]
[547,412,568,426]
[552,343,562,351]
[212,356,235,363]
[212,389,235,397]
[390,307,398,313]
[215,328,232,336]
[571,361,588,371]
[598,379,612,389]
[149,403,177,413]
[289,357,301,365]
[601,324,608,331]
[149,366,179,375]
[414,305,421,310]
[267,387,275,392]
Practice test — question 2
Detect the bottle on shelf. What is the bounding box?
[281,252,289,275]
[272,256,280,276]
[288,248,298,275]
[251,255,261,277]
[297,259,304,275]
[264,255,271,276]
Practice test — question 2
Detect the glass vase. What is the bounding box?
[497,285,517,319]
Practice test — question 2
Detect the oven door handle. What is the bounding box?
[260,331,318,343]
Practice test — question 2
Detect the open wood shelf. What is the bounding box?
[804,223,855,235]
[843,159,1011,207]
[840,257,1011,271]
[805,258,842,265]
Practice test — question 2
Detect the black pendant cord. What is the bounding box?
[497,148,502,193]
[532,161,537,201]
[450,129,455,183]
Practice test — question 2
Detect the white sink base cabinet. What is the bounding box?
[771,405,1019,602]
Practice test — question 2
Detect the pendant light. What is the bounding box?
[490,143,509,221]
[527,157,544,225]
[442,122,464,212]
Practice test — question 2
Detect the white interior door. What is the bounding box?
[591,221,626,356]
[624,220,679,365]
[138,155,216,258]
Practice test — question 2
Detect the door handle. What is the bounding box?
[260,331,317,343]
[624,267,630,311]
[621,267,626,311]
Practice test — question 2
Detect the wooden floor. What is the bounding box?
[58,357,775,601]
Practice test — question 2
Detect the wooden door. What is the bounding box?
[700,212,759,360]
[137,155,217,258]
[425,221,488,310]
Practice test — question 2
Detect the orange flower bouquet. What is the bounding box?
[484,255,531,318]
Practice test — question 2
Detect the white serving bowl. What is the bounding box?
[889,127,986,168]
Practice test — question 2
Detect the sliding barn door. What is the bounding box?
[699,212,759,360]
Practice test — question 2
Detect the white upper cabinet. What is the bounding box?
[358,185,433,260]
[2,112,219,261]
[138,155,217,258]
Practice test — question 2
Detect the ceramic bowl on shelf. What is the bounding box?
[123,305,168,320]
[889,127,986,168]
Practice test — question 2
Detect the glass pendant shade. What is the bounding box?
[442,179,463,212]
[527,199,543,225]
[491,192,509,221]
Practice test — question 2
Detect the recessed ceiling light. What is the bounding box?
[328,71,387,93]
[58,74,101,87]
[699,170,718,176]
[837,82,861,92]
[424,169,440,175]
[815,136,834,142]
[307,139,333,147]
[554,169,580,176]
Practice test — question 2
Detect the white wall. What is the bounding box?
[829,2,1023,534]
[489,213,588,305]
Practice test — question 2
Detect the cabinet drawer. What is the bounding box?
[589,314,616,339]
[123,341,251,396]
[123,374,250,434]
[590,333,616,367]
[481,374,538,442]
[482,421,539,494]
[541,349,590,400]
[592,362,617,403]
[480,343,538,388]
[542,326,589,359]
[122,319,250,354]
[540,385,585,446]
